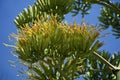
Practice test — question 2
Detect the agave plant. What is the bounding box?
[11,16,103,79]
[5,0,120,79]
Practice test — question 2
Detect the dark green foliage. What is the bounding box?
[83,51,120,80]
[14,0,75,28]
[99,2,120,38]
[72,0,91,18]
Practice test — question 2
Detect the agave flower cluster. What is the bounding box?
[14,16,102,79]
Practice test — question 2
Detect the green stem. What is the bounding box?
[93,51,120,70]
[116,64,120,80]
[93,51,120,79]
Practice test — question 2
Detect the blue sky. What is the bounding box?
[0,0,120,80]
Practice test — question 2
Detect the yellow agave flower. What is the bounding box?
[13,16,103,80]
